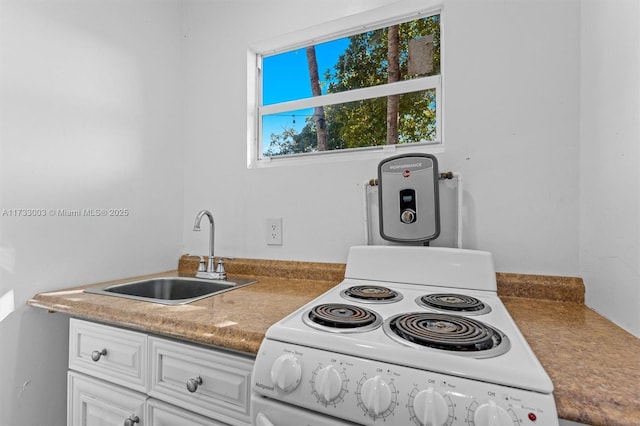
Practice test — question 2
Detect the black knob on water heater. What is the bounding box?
[377,153,440,243]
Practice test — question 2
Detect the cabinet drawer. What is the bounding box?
[69,318,148,392]
[146,399,228,426]
[68,371,146,426]
[148,337,253,425]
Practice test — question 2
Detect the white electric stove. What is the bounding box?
[251,246,558,426]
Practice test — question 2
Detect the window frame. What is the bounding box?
[247,1,444,168]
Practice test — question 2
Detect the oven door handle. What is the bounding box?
[255,412,275,426]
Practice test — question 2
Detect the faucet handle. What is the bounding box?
[214,257,235,279]
[197,257,207,272]
[216,257,234,270]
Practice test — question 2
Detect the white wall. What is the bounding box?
[0,1,184,425]
[182,0,581,276]
[579,0,640,336]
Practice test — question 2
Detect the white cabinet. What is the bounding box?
[149,337,253,424]
[67,319,254,426]
[68,371,145,426]
[69,319,148,392]
[146,399,226,426]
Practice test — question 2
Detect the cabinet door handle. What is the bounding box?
[90,348,107,362]
[186,376,203,393]
[123,415,139,426]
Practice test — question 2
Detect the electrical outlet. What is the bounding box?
[266,217,283,245]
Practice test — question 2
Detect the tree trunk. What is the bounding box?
[387,25,400,145]
[306,46,328,151]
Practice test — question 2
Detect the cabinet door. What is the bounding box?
[69,318,147,392]
[68,371,146,426]
[146,399,228,426]
[148,337,254,426]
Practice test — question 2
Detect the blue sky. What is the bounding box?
[263,37,349,104]
[261,38,349,149]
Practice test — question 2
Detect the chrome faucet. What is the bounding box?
[193,210,221,279]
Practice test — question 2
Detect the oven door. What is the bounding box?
[251,395,358,426]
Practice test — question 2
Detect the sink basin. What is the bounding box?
[84,276,257,305]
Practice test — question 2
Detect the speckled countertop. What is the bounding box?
[28,257,639,426]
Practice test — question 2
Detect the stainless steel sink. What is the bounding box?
[84,276,257,305]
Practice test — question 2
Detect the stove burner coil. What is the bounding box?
[383,313,510,358]
[416,293,491,315]
[303,303,382,333]
[340,285,403,303]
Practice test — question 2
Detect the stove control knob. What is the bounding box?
[474,401,513,426]
[412,388,449,426]
[270,354,302,393]
[313,365,343,403]
[360,375,392,416]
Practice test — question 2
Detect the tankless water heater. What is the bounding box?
[378,153,440,243]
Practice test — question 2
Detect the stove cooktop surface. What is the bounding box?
[266,276,552,394]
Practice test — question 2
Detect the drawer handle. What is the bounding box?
[90,349,107,362]
[186,376,203,393]
[123,415,140,426]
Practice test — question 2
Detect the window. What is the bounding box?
[250,4,442,164]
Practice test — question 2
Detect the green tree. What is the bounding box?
[267,15,440,156]
[264,126,316,156]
